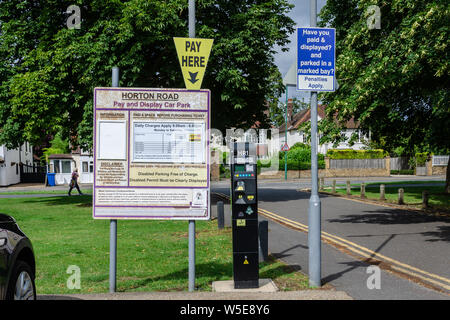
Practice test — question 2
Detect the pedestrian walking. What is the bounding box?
[68,168,83,196]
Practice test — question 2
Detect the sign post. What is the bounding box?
[297,0,336,288]
[109,66,119,293]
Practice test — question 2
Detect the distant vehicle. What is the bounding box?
[0,214,36,300]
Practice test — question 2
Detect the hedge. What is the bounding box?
[415,152,430,166]
[326,149,387,159]
[278,159,325,171]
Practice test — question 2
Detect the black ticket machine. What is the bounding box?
[230,142,259,289]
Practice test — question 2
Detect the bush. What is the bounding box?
[415,152,430,166]
[278,159,325,171]
[390,169,414,175]
[326,149,387,159]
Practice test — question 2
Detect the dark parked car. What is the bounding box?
[0,214,36,300]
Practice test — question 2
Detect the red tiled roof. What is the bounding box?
[278,105,359,133]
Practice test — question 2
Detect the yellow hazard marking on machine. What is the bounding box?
[236,219,246,227]
[244,258,249,264]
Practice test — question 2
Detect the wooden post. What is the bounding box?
[346,180,351,195]
[398,188,404,205]
[332,180,336,193]
[422,190,429,209]
[360,183,366,199]
[319,177,324,191]
[379,184,386,200]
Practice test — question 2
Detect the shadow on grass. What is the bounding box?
[19,194,93,207]
[113,257,303,292]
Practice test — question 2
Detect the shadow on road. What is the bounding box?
[257,188,331,203]
[327,208,450,243]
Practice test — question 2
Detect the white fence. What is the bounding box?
[432,155,449,166]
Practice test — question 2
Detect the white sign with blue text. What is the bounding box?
[297,27,336,92]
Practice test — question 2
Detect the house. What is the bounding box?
[71,147,94,184]
[273,100,369,155]
[48,147,93,185]
[0,142,34,186]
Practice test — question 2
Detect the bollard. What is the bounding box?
[258,221,269,262]
[346,180,351,195]
[217,201,224,229]
[360,183,366,199]
[332,180,336,193]
[422,190,429,209]
[398,188,404,205]
[380,184,386,200]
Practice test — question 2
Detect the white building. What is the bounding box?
[48,148,93,185]
[273,103,369,155]
[0,142,34,186]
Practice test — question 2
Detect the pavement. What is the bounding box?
[1,176,448,300]
[37,290,352,300]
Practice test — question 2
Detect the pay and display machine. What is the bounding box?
[230,142,259,289]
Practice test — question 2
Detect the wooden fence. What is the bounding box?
[329,158,386,169]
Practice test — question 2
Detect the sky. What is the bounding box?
[274,0,327,103]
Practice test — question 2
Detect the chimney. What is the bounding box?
[287,99,293,123]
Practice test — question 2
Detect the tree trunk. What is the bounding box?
[445,156,450,194]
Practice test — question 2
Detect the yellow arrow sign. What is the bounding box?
[173,37,214,90]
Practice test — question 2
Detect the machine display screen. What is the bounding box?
[234,164,246,172]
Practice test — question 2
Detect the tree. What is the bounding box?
[0,0,294,149]
[268,97,308,127]
[317,0,450,192]
[40,132,70,163]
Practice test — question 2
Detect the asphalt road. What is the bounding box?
[212,178,450,300]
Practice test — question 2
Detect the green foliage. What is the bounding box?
[326,149,387,159]
[415,152,430,166]
[390,169,414,175]
[40,132,70,162]
[317,0,450,157]
[268,97,308,127]
[278,159,325,171]
[278,143,325,170]
[0,0,295,149]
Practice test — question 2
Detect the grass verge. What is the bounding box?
[0,195,309,294]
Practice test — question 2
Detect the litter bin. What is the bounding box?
[47,173,56,186]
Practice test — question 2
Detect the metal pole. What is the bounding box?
[308,0,321,288]
[188,0,196,292]
[109,66,119,293]
[285,86,288,180]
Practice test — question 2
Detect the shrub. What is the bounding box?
[415,152,430,166]
[390,169,414,175]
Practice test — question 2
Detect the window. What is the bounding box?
[82,161,94,173]
[61,160,71,173]
[53,160,60,173]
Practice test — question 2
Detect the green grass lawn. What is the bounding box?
[0,195,308,294]
[329,184,449,209]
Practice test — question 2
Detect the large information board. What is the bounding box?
[93,88,210,220]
